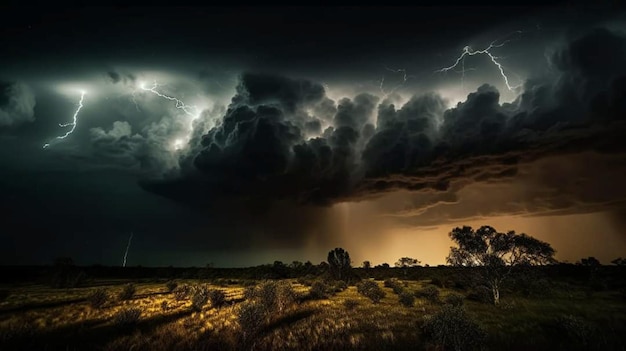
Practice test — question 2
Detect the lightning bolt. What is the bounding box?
[436,31,523,91]
[379,66,417,97]
[43,91,86,149]
[139,80,199,118]
[123,232,133,268]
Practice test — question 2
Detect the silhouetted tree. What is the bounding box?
[446,225,556,305]
[611,257,626,266]
[578,257,601,266]
[395,257,420,268]
[362,261,371,269]
[327,248,352,282]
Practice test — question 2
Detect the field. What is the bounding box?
[1,268,626,350]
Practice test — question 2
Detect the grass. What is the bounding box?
[0,278,625,350]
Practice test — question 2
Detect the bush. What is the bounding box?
[208,289,226,308]
[399,291,415,307]
[237,301,266,339]
[333,280,348,292]
[87,288,108,309]
[384,278,405,294]
[444,293,464,307]
[356,280,386,303]
[416,285,440,303]
[191,286,209,311]
[245,280,297,314]
[430,276,447,288]
[160,301,169,311]
[423,305,486,351]
[114,308,142,328]
[118,283,136,301]
[343,298,359,310]
[309,281,330,300]
[174,284,192,301]
[166,281,178,292]
[553,314,595,347]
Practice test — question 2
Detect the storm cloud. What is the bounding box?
[142,27,626,225]
[0,81,35,127]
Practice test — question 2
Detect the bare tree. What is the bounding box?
[446,225,556,305]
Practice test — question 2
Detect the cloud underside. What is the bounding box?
[129,28,625,224]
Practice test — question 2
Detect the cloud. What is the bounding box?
[134,27,626,232]
[106,71,136,85]
[0,81,36,127]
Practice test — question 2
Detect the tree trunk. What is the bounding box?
[492,285,500,305]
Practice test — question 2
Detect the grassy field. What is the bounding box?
[1,277,625,350]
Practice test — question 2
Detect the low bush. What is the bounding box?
[208,289,227,308]
[422,305,486,351]
[174,284,192,301]
[416,285,440,303]
[356,280,386,303]
[399,291,415,307]
[191,285,209,311]
[87,288,108,309]
[309,281,330,300]
[237,301,266,340]
[114,308,142,328]
[165,281,178,293]
[118,283,136,301]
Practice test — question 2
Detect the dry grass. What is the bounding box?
[0,278,624,350]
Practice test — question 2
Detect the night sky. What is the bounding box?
[1,5,625,267]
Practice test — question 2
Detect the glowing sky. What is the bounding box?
[1,6,625,267]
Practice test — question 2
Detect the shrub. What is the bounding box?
[208,289,226,308]
[87,288,108,309]
[399,291,415,307]
[416,285,440,303]
[191,285,209,311]
[444,293,464,307]
[245,280,296,314]
[553,314,595,347]
[309,281,330,299]
[343,298,359,310]
[118,283,136,301]
[356,280,386,303]
[275,281,297,313]
[114,308,142,328]
[430,276,447,288]
[174,284,192,301]
[423,305,486,351]
[334,280,348,292]
[160,301,169,311]
[165,281,178,292]
[384,278,405,294]
[237,301,266,339]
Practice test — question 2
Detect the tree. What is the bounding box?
[362,261,371,269]
[327,248,352,282]
[446,225,556,305]
[611,257,626,266]
[578,257,601,266]
[395,257,420,268]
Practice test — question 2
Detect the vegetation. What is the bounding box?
[447,225,556,305]
[0,227,625,350]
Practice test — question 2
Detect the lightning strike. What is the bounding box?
[43,91,86,149]
[139,80,200,118]
[379,66,417,97]
[123,232,133,268]
[436,31,523,91]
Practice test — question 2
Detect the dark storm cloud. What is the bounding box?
[0,81,35,127]
[142,27,626,223]
[106,71,136,85]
